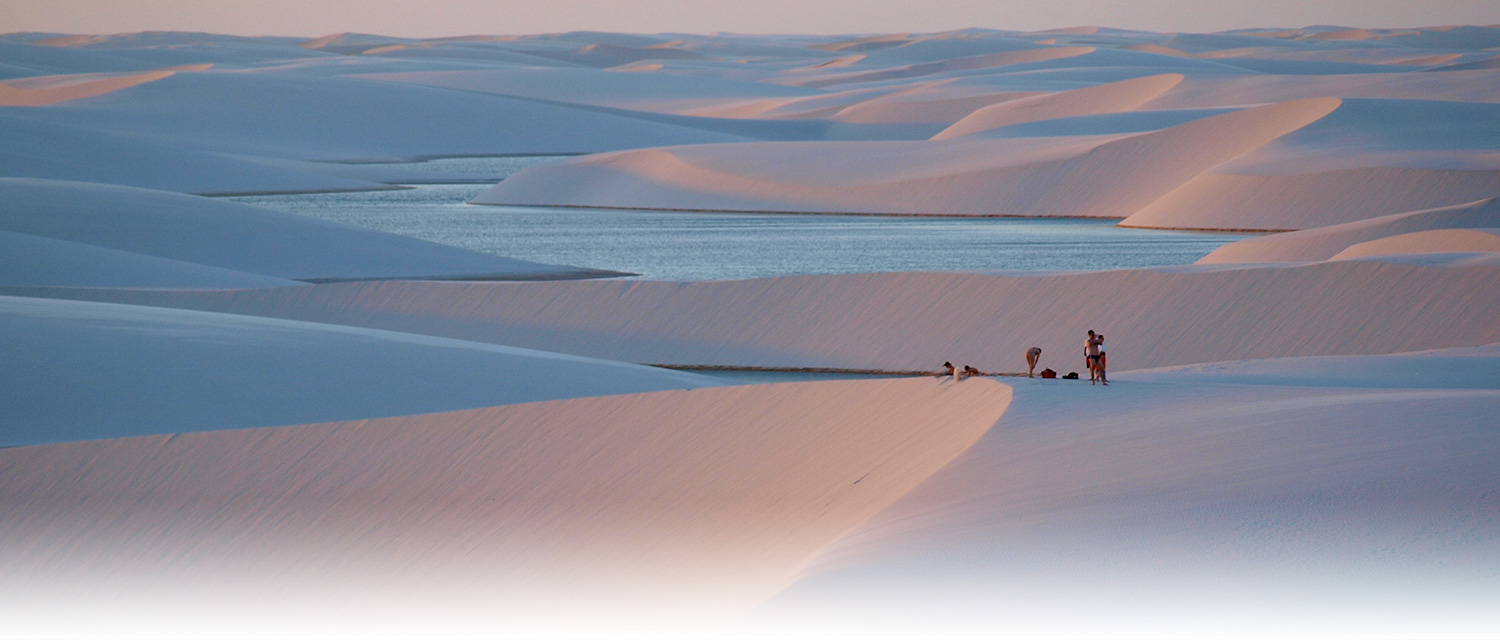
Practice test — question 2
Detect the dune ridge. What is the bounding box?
[757,347,1500,637]
[1198,198,1500,263]
[0,377,1011,633]
[1332,228,1500,259]
[786,46,1095,88]
[931,73,1184,140]
[0,178,605,282]
[0,69,175,106]
[28,257,1500,376]
[477,98,1340,218]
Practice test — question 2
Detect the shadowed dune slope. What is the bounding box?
[755,347,1500,637]
[1332,228,1500,259]
[1125,99,1500,230]
[931,73,1184,140]
[1198,198,1500,263]
[0,178,604,282]
[475,98,1340,217]
[28,259,1500,374]
[0,230,303,290]
[784,46,1095,88]
[0,69,176,106]
[0,295,715,445]
[0,377,1010,631]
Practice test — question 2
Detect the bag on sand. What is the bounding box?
[1040,368,1057,379]
[1062,372,1079,380]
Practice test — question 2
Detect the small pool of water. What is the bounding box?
[229,157,1250,281]
[685,369,920,385]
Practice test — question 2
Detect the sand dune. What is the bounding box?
[1143,69,1500,108]
[1199,198,1500,263]
[0,112,387,194]
[0,230,302,290]
[0,377,1010,634]
[32,257,1500,376]
[785,47,1095,88]
[1391,53,1464,65]
[0,68,175,106]
[828,82,1033,125]
[477,98,1339,218]
[1332,228,1500,259]
[758,347,1500,637]
[3,25,1500,637]
[811,33,912,53]
[0,295,714,446]
[1124,98,1500,230]
[0,178,608,282]
[797,54,865,69]
[932,73,1184,139]
[2,68,754,171]
[1124,167,1500,231]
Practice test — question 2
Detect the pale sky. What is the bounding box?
[2,0,1497,38]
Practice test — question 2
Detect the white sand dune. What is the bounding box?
[0,230,303,290]
[784,47,1095,89]
[0,377,1010,635]
[1123,98,1500,230]
[31,258,1500,375]
[476,98,1339,217]
[828,82,1034,125]
[1143,69,1500,108]
[1199,198,1500,263]
[1331,228,1500,259]
[0,178,607,282]
[3,26,1500,636]
[357,66,815,114]
[0,295,715,445]
[931,73,1183,139]
[810,33,913,53]
[756,347,1500,637]
[1,67,755,181]
[0,112,384,194]
[0,68,178,106]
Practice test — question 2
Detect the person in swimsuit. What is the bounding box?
[1085,330,1106,386]
[1097,334,1108,385]
[1026,346,1042,378]
[962,365,981,379]
[939,361,956,380]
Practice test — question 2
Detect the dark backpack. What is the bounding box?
[1040,368,1057,379]
[1062,372,1079,380]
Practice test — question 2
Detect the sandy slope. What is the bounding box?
[0,178,605,282]
[28,258,1500,375]
[0,295,716,445]
[1199,198,1500,263]
[476,98,1339,217]
[931,73,1183,139]
[783,47,1095,88]
[1124,99,1500,230]
[0,112,385,194]
[0,68,176,106]
[0,377,1010,636]
[1332,228,1500,259]
[755,347,1500,638]
[0,229,303,289]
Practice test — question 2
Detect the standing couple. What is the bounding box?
[1086,330,1108,386]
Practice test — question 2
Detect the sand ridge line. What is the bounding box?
[652,364,1032,377]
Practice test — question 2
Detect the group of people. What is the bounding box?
[940,330,1108,385]
[938,361,983,381]
[1084,330,1108,386]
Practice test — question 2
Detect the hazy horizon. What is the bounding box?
[2,0,1497,39]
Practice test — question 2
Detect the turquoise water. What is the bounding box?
[230,157,1249,281]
